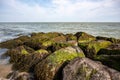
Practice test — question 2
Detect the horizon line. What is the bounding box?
[0,22,120,23]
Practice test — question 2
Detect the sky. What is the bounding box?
[0,0,120,22]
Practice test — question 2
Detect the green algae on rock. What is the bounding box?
[0,36,30,49]
[95,55,120,71]
[94,43,120,71]
[25,32,66,50]
[97,43,120,55]
[96,36,120,44]
[63,57,120,80]
[34,46,85,80]
[5,46,30,63]
[75,32,96,43]
[65,33,77,41]
[12,49,50,72]
[0,32,120,80]
[79,40,112,58]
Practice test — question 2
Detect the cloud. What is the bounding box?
[0,0,120,22]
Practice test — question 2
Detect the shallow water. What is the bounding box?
[0,48,9,64]
[0,22,120,42]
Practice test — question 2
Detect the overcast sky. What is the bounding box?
[0,0,120,22]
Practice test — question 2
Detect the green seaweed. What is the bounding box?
[21,49,29,54]
[49,49,85,65]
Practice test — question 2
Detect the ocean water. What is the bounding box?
[0,22,120,43]
[0,22,120,64]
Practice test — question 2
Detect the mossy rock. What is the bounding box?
[49,42,73,52]
[96,36,120,44]
[51,35,66,43]
[95,55,120,71]
[5,46,30,63]
[75,32,96,43]
[63,57,120,80]
[31,32,63,39]
[24,38,43,50]
[34,49,48,54]
[12,49,50,72]
[79,40,112,58]
[25,33,65,50]
[31,32,45,37]
[41,35,66,50]
[34,47,85,80]
[0,36,30,49]
[65,33,77,41]
[98,43,120,55]
[0,39,23,49]
[67,40,78,46]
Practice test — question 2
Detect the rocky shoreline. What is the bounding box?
[0,32,120,80]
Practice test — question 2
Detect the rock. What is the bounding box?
[63,57,120,80]
[96,36,120,44]
[79,40,112,58]
[5,46,31,63]
[31,32,63,39]
[52,35,66,43]
[95,55,120,71]
[95,43,120,71]
[98,43,120,55]
[67,40,78,46]
[0,78,9,80]
[25,32,65,50]
[12,49,49,72]
[49,42,73,52]
[24,37,43,50]
[75,32,96,43]
[34,46,85,80]
[0,36,30,49]
[65,34,77,41]
[7,71,34,80]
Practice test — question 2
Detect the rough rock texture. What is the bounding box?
[0,32,120,80]
[7,71,34,80]
[79,40,112,58]
[34,46,85,80]
[65,33,77,41]
[5,46,32,63]
[25,32,64,50]
[0,36,30,49]
[63,57,120,80]
[98,43,120,55]
[94,43,120,71]
[12,49,49,72]
[75,32,96,43]
[96,36,120,44]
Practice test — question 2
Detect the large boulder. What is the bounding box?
[34,46,85,80]
[96,36,120,44]
[12,49,49,72]
[25,32,65,50]
[95,55,120,71]
[98,43,120,55]
[65,33,77,41]
[75,32,96,43]
[95,43,120,71]
[0,36,30,49]
[63,57,120,80]
[5,46,31,63]
[79,40,112,58]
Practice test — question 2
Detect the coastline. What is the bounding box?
[0,31,120,80]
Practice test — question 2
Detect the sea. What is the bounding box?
[0,22,120,64]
